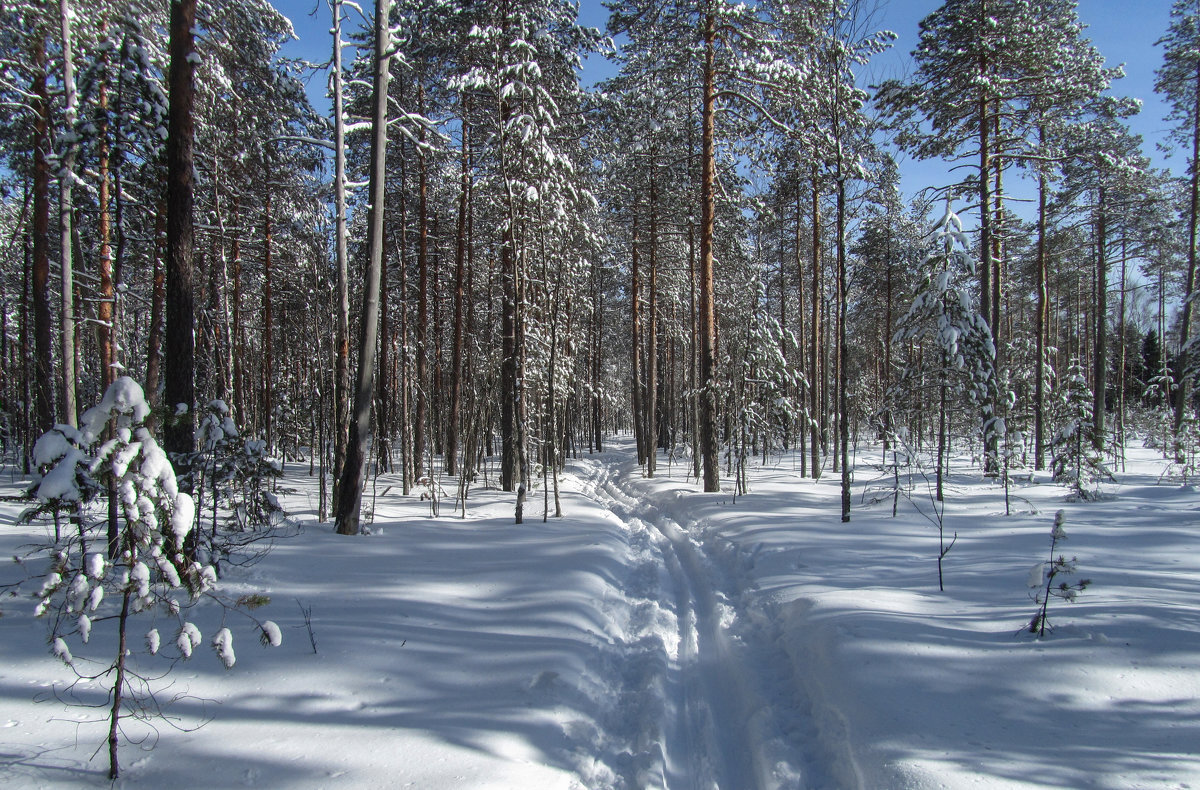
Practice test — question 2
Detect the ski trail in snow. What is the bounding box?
[573,447,801,790]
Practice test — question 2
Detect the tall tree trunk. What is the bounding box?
[446,105,469,476]
[335,0,392,535]
[58,0,78,427]
[97,70,116,390]
[697,10,720,492]
[591,255,603,453]
[331,0,352,515]
[1034,153,1048,469]
[414,89,430,478]
[837,174,850,523]
[164,0,197,470]
[32,36,55,434]
[1093,190,1108,452]
[647,167,660,477]
[1173,59,1200,461]
[810,169,821,479]
[791,189,807,475]
[631,217,645,464]
[262,179,274,449]
[146,206,165,416]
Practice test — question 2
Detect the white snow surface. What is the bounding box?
[2,437,1199,789]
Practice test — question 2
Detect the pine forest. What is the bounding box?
[3,1,1200,786]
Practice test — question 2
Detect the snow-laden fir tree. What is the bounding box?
[19,377,281,780]
[889,203,1000,501]
[1049,364,1113,500]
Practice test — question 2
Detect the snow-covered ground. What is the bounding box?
[2,436,1198,789]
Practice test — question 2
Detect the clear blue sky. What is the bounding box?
[276,0,1179,200]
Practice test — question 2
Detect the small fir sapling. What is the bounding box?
[1049,364,1113,499]
[192,400,290,573]
[1027,510,1091,637]
[18,378,282,780]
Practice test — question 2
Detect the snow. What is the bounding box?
[1,438,1199,788]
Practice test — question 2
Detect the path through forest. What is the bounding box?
[571,439,820,789]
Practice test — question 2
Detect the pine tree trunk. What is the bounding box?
[1173,59,1200,461]
[810,169,822,479]
[335,0,392,535]
[794,190,807,477]
[647,168,659,477]
[164,0,197,470]
[697,10,720,492]
[1093,191,1108,453]
[262,182,274,449]
[414,88,430,478]
[1035,157,1048,470]
[32,35,55,435]
[96,39,115,390]
[146,207,165,416]
[837,174,850,523]
[631,218,645,465]
[446,106,469,476]
[331,0,351,514]
[58,0,78,427]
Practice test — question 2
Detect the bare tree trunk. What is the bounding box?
[794,190,807,477]
[631,217,645,465]
[331,0,352,514]
[810,169,821,479]
[647,168,660,477]
[146,206,165,415]
[262,180,274,449]
[446,105,470,476]
[58,0,79,427]
[335,0,392,535]
[837,174,850,523]
[1093,190,1108,453]
[1173,59,1200,461]
[414,88,430,478]
[32,35,55,435]
[698,10,720,492]
[96,33,116,390]
[164,0,197,472]
[1034,152,1048,469]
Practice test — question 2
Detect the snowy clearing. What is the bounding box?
[2,437,1199,789]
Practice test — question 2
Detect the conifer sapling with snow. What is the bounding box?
[18,377,282,780]
[1027,509,1091,637]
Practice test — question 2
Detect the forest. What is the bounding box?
[2,0,1199,531]
[6,1,1200,787]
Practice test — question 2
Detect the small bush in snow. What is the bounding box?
[1027,510,1091,637]
[18,378,282,780]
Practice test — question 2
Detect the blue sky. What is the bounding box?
[276,0,1179,203]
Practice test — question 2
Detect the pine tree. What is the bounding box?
[1157,0,1200,461]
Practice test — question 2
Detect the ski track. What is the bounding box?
[571,446,812,790]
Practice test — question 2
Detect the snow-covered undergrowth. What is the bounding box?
[2,437,1198,789]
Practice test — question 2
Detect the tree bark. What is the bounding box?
[1093,190,1108,452]
[335,0,392,535]
[32,35,55,435]
[414,87,430,478]
[58,0,79,427]
[698,9,720,492]
[1034,154,1048,469]
[331,0,351,514]
[1173,59,1200,460]
[446,105,469,476]
[810,169,821,479]
[164,0,197,469]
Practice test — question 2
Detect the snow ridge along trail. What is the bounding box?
[570,440,811,790]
